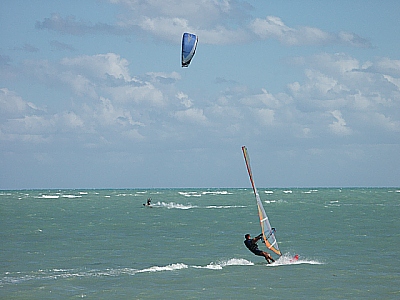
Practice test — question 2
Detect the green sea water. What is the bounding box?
[1,188,399,299]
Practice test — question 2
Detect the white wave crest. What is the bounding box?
[268,254,324,267]
[38,195,59,199]
[153,202,196,209]
[264,199,287,204]
[136,263,188,273]
[179,191,202,197]
[206,205,246,209]
[193,258,254,270]
[201,191,232,195]
[62,195,82,199]
[302,189,319,194]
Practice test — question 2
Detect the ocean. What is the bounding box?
[1,188,399,299]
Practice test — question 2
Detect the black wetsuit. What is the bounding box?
[244,239,263,256]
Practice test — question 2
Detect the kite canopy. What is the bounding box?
[181,32,198,67]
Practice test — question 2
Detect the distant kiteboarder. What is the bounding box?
[143,198,152,207]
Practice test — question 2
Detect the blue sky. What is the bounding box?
[1,0,399,189]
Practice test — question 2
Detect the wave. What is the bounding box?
[136,263,188,273]
[37,195,59,199]
[62,195,82,199]
[149,202,246,210]
[0,193,12,196]
[192,258,254,270]
[179,191,202,197]
[205,205,247,209]
[35,194,85,199]
[1,268,138,284]
[201,191,232,195]
[178,191,232,197]
[2,256,325,285]
[1,259,254,285]
[152,202,197,209]
[264,199,287,204]
[267,254,324,267]
[116,193,136,197]
[302,190,319,194]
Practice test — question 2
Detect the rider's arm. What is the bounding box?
[253,234,263,242]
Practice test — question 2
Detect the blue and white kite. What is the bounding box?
[181,32,198,67]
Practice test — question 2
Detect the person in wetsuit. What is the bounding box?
[244,233,275,264]
[143,198,152,207]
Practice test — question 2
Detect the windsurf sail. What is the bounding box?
[242,146,282,256]
[181,32,198,67]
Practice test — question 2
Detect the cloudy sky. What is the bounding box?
[1,1,399,189]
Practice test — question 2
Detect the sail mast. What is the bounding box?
[242,146,282,256]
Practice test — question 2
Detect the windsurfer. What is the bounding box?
[244,233,275,263]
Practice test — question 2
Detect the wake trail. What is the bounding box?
[267,253,324,267]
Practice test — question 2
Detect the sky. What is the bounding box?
[1,0,399,189]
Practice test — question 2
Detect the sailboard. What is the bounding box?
[181,32,198,67]
[242,146,282,257]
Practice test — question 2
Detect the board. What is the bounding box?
[290,254,299,262]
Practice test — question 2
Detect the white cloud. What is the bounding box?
[106,83,166,106]
[91,97,142,128]
[176,92,193,108]
[61,54,168,106]
[240,88,280,108]
[250,16,371,47]
[111,0,249,28]
[337,31,372,48]
[3,47,399,167]
[174,107,208,125]
[37,2,370,47]
[289,69,341,100]
[383,74,400,89]
[37,0,248,44]
[58,111,84,129]
[1,53,160,144]
[310,53,360,75]
[282,53,400,139]
[351,92,371,110]
[255,108,275,126]
[329,110,352,136]
[146,71,181,84]
[372,112,400,132]
[136,16,249,44]
[0,88,41,117]
[61,53,132,82]
[60,73,98,99]
[0,89,50,143]
[117,5,370,46]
